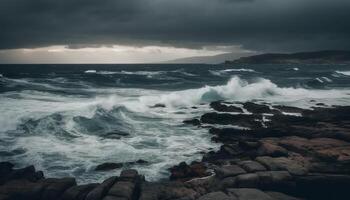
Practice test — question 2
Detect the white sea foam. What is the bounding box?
[85,70,97,73]
[336,71,350,76]
[293,68,299,71]
[321,77,332,83]
[315,78,324,83]
[209,68,256,76]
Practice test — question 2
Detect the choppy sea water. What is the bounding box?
[0,64,350,183]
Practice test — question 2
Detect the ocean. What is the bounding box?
[0,64,350,183]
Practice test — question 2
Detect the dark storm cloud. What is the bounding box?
[0,0,350,52]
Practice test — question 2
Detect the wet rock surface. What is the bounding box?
[1,101,350,200]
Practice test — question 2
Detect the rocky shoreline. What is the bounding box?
[1,102,350,200]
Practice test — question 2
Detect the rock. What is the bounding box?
[279,137,350,161]
[108,181,136,199]
[257,142,289,157]
[237,160,266,173]
[197,191,235,200]
[227,188,275,200]
[103,195,128,200]
[103,131,130,139]
[273,105,305,114]
[256,171,293,190]
[139,182,162,200]
[60,183,98,200]
[183,119,201,126]
[214,165,246,179]
[140,182,198,200]
[150,104,166,108]
[238,140,260,150]
[119,169,142,182]
[159,185,198,200]
[170,162,209,181]
[95,163,123,171]
[210,101,243,113]
[135,160,148,164]
[0,162,14,174]
[85,176,118,200]
[235,173,260,188]
[4,165,43,182]
[219,177,237,189]
[243,102,271,114]
[40,178,77,200]
[266,191,303,200]
[255,156,309,176]
[200,112,262,129]
[0,180,45,200]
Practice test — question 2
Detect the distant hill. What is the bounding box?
[226,50,350,64]
[166,52,256,64]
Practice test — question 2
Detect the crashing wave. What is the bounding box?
[139,76,349,108]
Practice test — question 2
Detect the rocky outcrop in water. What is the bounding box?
[1,102,350,200]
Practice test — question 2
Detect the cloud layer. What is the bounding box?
[1,0,350,52]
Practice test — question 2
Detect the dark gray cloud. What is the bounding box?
[0,0,350,52]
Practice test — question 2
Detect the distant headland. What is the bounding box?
[225,50,350,64]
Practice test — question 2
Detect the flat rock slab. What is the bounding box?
[255,156,309,175]
[238,160,267,173]
[266,191,303,200]
[227,188,275,200]
[198,191,236,200]
[215,165,247,179]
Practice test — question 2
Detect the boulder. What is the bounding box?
[150,104,166,108]
[257,142,289,157]
[0,180,45,200]
[85,177,118,200]
[200,112,262,129]
[183,119,201,126]
[235,173,260,188]
[170,162,209,181]
[227,188,275,200]
[197,191,235,200]
[140,182,198,200]
[256,171,293,190]
[243,102,272,114]
[255,156,309,175]
[237,161,266,173]
[107,181,135,199]
[103,196,128,200]
[266,191,303,200]
[40,178,77,200]
[95,163,123,171]
[60,183,98,200]
[214,165,246,179]
[210,101,243,113]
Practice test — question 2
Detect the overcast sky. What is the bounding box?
[0,0,349,63]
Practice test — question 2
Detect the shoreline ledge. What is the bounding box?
[1,102,350,200]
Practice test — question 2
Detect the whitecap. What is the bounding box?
[315,78,324,83]
[293,68,299,71]
[223,68,256,72]
[209,68,256,76]
[85,70,97,73]
[336,71,350,76]
[321,77,332,83]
